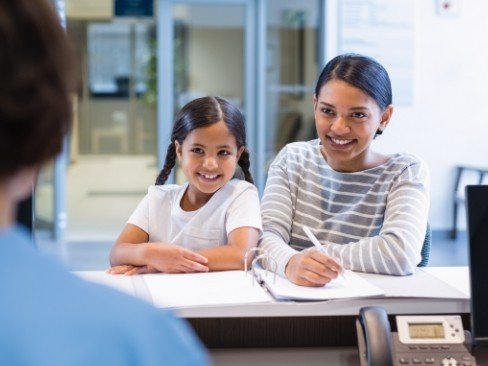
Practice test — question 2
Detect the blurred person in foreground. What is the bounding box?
[0,0,209,364]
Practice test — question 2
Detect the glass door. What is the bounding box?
[38,0,327,243]
[264,0,322,170]
[69,19,159,240]
[37,11,160,241]
[157,0,256,185]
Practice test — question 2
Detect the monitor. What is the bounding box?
[466,185,488,346]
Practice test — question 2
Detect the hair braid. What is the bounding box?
[238,149,254,184]
[155,142,177,185]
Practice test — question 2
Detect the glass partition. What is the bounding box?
[265,0,320,169]
[171,3,246,184]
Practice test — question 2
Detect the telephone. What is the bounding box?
[356,306,477,366]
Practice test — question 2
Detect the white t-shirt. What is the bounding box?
[128,179,262,251]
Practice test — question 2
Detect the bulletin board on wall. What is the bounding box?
[337,0,414,106]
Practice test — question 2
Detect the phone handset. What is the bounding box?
[356,306,394,366]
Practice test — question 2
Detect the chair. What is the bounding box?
[417,223,431,267]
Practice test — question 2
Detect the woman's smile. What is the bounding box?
[326,135,356,150]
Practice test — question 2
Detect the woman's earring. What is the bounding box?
[376,122,387,135]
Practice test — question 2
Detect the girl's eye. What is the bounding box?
[218,150,231,156]
[352,112,367,119]
[321,108,335,115]
[191,148,204,154]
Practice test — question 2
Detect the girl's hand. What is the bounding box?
[146,243,209,273]
[106,264,158,275]
[107,264,135,275]
[285,251,342,287]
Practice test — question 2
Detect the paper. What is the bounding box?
[358,269,469,299]
[420,267,470,297]
[256,269,385,301]
[143,270,272,308]
[74,271,136,297]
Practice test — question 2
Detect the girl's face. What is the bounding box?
[175,120,243,205]
[313,79,393,172]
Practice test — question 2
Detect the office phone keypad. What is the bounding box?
[394,340,477,365]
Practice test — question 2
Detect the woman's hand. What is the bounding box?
[145,243,209,273]
[285,251,342,287]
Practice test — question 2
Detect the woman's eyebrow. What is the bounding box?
[319,102,369,111]
[349,106,370,111]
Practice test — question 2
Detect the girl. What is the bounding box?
[260,54,429,287]
[109,96,262,275]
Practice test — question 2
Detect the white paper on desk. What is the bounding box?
[143,271,272,309]
[256,269,385,301]
[420,267,470,297]
[74,271,136,297]
[358,269,469,299]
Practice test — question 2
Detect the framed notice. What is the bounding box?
[338,0,414,105]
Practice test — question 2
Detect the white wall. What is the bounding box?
[371,0,488,230]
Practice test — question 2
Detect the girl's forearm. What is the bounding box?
[195,245,248,271]
[109,242,152,266]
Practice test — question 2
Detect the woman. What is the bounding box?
[259,54,429,287]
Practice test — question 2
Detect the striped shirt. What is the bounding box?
[259,139,430,277]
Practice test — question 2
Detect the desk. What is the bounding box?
[184,268,470,348]
[76,267,488,365]
[76,267,470,348]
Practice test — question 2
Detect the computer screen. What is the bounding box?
[466,185,488,345]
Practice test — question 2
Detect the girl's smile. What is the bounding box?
[196,171,223,186]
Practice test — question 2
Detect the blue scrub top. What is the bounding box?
[0,226,209,365]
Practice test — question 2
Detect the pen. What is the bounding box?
[302,225,346,280]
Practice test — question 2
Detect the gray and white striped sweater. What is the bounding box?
[259,139,430,277]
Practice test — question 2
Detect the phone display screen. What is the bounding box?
[408,323,445,339]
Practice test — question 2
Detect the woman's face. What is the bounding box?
[313,79,393,172]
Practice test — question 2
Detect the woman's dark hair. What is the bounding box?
[155,96,253,185]
[314,54,392,135]
[0,0,76,179]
